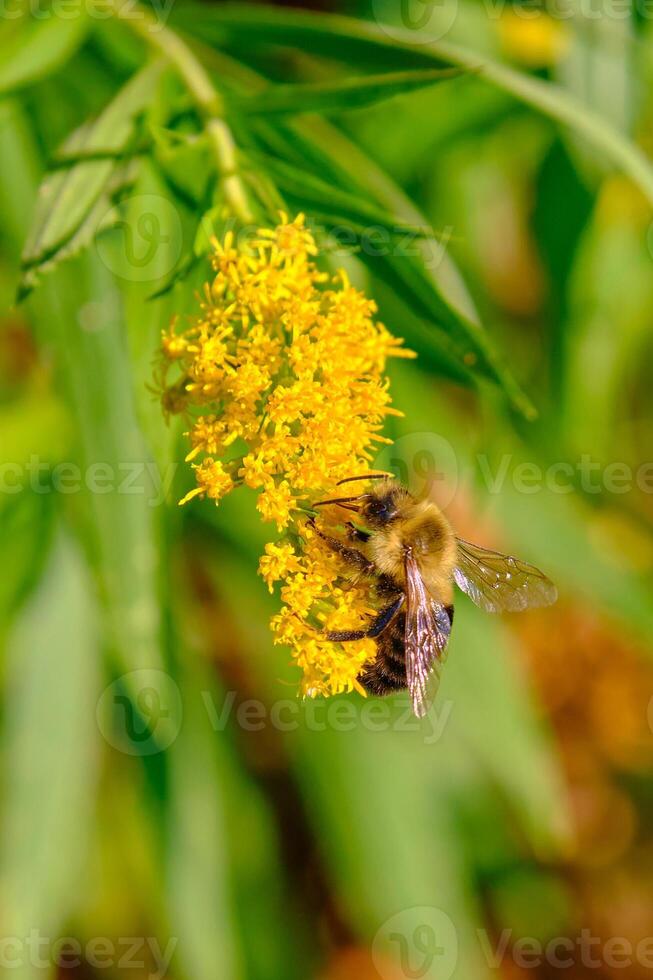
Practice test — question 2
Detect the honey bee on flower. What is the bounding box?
[159,213,415,699]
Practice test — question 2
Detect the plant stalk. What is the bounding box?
[104,0,253,222]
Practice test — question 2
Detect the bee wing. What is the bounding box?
[454,537,557,613]
[404,551,452,718]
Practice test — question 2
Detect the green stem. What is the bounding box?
[104,0,253,222]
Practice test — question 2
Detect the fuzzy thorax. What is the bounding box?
[368,498,456,604]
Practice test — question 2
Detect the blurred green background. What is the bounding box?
[1,0,653,977]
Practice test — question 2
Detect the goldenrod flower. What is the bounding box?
[160,214,414,698]
[178,457,233,506]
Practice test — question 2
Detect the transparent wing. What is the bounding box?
[404,552,452,718]
[454,537,557,613]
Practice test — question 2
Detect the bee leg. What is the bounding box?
[325,596,404,643]
[376,574,403,599]
[307,519,376,576]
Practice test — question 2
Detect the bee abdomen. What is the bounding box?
[358,657,406,695]
[357,614,407,696]
[356,606,454,698]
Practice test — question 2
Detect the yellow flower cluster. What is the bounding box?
[159,214,414,698]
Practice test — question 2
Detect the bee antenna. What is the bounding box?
[336,472,393,487]
[312,494,367,508]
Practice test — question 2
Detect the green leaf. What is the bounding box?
[0,530,100,948]
[44,255,168,679]
[20,60,165,291]
[293,721,494,979]
[151,124,213,207]
[0,492,54,641]
[147,249,201,299]
[166,660,243,980]
[442,606,570,855]
[0,99,43,251]
[18,160,138,300]
[175,45,536,416]
[172,2,438,70]
[118,161,196,468]
[562,194,653,457]
[373,276,480,386]
[176,3,653,207]
[0,14,89,97]
[254,117,536,418]
[0,88,169,683]
[484,440,653,641]
[246,150,434,236]
[234,66,468,116]
[170,591,306,980]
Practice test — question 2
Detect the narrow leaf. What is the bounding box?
[47,257,168,678]
[174,45,536,416]
[166,660,243,980]
[235,66,468,116]
[0,492,54,641]
[253,117,536,418]
[0,15,89,96]
[20,61,165,280]
[0,531,100,945]
[0,96,168,688]
[17,160,138,300]
[443,607,571,854]
[176,3,653,206]
[247,151,433,236]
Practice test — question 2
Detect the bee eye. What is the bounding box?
[366,498,395,522]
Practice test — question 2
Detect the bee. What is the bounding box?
[309,474,557,717]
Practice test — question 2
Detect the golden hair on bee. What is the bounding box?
[310,473,557,717]
[363,480,456,605]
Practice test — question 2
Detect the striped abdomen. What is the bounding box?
[357,606,454,697]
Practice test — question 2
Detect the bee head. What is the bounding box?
[360,480,411,529]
